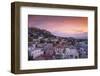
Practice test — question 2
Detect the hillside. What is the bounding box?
[28,27,87,42]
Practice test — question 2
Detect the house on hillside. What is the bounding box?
[64,48,79,59]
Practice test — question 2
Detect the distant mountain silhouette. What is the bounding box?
[52,31,88,39]
[28,27,87,40]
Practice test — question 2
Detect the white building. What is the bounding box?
[64,48,79,59]
[31,48,44,59]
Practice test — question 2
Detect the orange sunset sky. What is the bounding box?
[28,15,88,38]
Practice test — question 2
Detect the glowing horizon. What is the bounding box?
[28,15,88,38]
